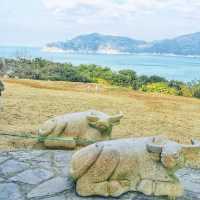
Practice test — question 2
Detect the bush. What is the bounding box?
[133,75,149,89]
[96,78,110,85]
[148,75,167,83]
[167,80,192,96]
[168,80,184,90]
[192,85,200,98]
[111,69,137,87]
[179,85,192,97]
[78,64,113,83]
[141,82,179,95]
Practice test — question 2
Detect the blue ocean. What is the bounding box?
[1,46,200,82]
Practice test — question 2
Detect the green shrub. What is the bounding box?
[179,85,192,97]
[148,75,167,83]
[192,85,200,98]
[141,82,179,95]
[111,69,137,87]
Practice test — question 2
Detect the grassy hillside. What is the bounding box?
[1,78,200,148]
[3,58,200,99]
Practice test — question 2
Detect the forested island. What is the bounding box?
[46,32,200,55]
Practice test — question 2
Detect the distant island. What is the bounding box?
[45,32,200,55]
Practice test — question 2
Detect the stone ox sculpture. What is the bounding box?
[38,110,123,149]
[70,136,200,198]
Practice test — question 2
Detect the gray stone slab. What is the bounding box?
[54,151,73,176]
[0,156,10,164]
[42,194,67,200]
[0,183,24,200]
[27,177,69,198]
[66,192,139,200]
[53,151,73,165]
[9,151,45,161]
[10,168,54,184]
[0,150,199,200]
[0,159,29,176]
[178,169,200,194]
[0,177,4,182]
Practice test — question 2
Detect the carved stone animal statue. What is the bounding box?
[38,110,123,149]
[70,136,200,198]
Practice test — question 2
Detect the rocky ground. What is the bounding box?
[0,150,200,200]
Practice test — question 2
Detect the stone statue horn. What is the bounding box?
[109,112,123,124]
[191,139,200,145]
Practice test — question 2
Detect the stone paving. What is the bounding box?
[0,150,200,200]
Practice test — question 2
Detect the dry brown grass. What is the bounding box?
[1,78,200,149]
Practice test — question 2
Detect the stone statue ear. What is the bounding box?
[146,136,169,154]
[87,115,99,122]
[146,143,163,154]
[146,142,164,162]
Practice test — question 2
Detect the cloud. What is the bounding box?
[42,0,200,20]
[1,0,200,46]
[40,0,200,41]
[42,0,161,18]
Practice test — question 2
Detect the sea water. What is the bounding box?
[1,46,200,82]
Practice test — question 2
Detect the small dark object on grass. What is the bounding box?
[0,80,4,96]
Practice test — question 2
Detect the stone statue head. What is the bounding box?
[86,110,123,136]
[147,137,200,170]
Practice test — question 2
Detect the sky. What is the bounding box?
[1,0,200,46]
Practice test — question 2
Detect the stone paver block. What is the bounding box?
[10,168,54,184]
[27,177,69,198]
[0,159,29,176]
[0,183,24,200]
[9,151,45,161]
[0,156,10,164]
[42,194,67,200]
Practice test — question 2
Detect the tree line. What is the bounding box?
[1,57,200,98]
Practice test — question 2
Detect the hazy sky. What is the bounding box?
[1,0,200,46]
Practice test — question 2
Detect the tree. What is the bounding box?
[133,75,149,90]
[112,69,137,87]
[190,81,200,98]
[148,75,167,83]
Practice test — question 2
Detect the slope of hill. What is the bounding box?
[1,78,200,148]
[145,32,200,55]
[46,32,200,55]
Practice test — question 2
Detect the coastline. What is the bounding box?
[1,46,200,82]
[41,46,200,58]
[0,45,200,58]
